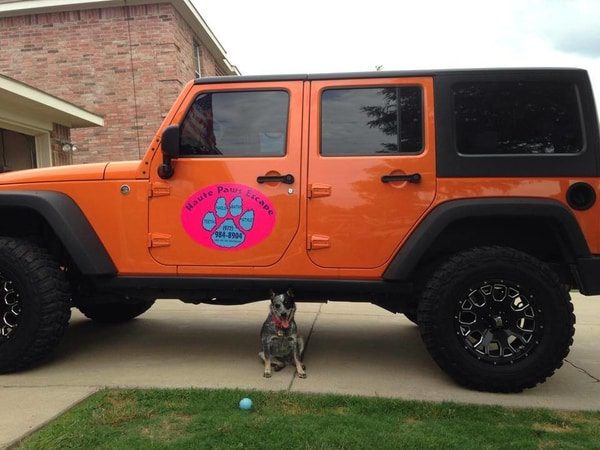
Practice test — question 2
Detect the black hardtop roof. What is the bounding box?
[194,68,587,85]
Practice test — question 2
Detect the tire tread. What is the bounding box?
[0,237,71,373]
[418,246,575,393]
[77,299,155,323]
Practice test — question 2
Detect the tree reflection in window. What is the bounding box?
[321,86,423,156]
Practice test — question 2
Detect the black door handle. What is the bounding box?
[257,174,295,184]
[381,173,421,184]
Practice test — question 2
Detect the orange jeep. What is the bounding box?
[0,69,598,392]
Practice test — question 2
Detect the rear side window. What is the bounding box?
[453,81,584,155]
[180,90,289,157]
[321,86,423,156]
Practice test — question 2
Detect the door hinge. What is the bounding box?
[308,183,332,199]
[149,182,171,198]
[308,234,330,250]
[147,232,172,248]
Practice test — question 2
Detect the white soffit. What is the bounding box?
[0,75,104,128]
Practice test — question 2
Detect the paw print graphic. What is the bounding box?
[202,197,255,248]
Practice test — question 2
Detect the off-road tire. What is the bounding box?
[0,237,71,373]
[404,310,419,325]
[77,298,155,323]
[404,257,447,326]
[418,246,575,393]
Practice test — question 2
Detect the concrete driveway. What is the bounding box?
[1,293,599,447]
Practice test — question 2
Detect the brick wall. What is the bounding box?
[0,3,229,164]
[50,123,73,166]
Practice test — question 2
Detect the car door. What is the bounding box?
[306,77,436,269]
[148,81,303,267]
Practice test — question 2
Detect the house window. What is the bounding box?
[0,128,37,172]
[193,41,202,78]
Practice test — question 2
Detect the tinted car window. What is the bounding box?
[453,81,583,155]
[180,90,288,157]
[321,86,423,156]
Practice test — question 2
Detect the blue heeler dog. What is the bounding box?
[259,290,306,378]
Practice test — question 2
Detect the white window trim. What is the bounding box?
[0,120,52,168]
[35,133,52,168]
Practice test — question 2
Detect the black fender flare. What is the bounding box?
[0,191,116,275]
[383,198,590,281]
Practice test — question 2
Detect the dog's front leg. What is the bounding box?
[262,343,272,378]
[293,338,306,379]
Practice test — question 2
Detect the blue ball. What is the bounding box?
[239,397,253,410]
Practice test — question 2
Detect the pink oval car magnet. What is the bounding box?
[181,183,276,250]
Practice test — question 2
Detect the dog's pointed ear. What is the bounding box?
[269,289,275,299]
[286,288,294,298]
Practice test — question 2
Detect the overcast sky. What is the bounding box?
[193,0,600,113]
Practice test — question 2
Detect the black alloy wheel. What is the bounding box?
[418,246,575,392]
[456,280,542,365]
[0,271,23,343]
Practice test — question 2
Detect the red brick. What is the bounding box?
[0,3,232,164]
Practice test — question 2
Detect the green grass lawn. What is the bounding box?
[19,389,600,449]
